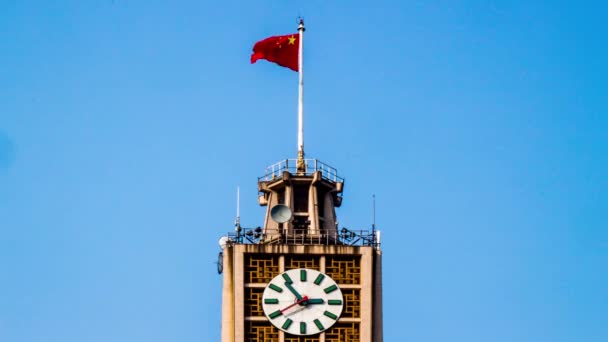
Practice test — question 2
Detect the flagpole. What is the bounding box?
[296,19,306,173]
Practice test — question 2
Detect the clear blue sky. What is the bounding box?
[1,1,607,341]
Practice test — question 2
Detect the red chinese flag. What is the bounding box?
[250,33,299,71]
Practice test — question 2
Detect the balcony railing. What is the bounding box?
[221,226,380,249]
[258,159,343,183]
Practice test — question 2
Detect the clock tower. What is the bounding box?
[218,158,383,342]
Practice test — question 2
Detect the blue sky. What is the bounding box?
[1,1,607,341]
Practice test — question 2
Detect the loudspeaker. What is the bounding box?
[270,204,293,223]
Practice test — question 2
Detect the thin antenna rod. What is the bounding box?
[235,186,241,228]
[296,18,305,172]
[373,194,379,248]
[372,194,376,230]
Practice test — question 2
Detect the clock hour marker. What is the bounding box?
[324,311,338,320]
[282,273,293,284]
[264,298,279,304]
[269,310,282,319]
[314,274,325,285]
[306,298,324,304]
[314,319,324,331]
[300,322,306,334]
[282,319,293,330]
[268,284,283,293]
[300,269,307,281]
[328,299,342,305]
[324,284,338,293]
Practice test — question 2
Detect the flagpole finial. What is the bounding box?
[298,18,305,31]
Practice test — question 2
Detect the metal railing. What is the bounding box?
[258,159,344,183]
[222,226,380,249]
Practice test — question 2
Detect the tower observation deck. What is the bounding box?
[222,158,380,248]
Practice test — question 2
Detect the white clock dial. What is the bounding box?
[262,268,344,336]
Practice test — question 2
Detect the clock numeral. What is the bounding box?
[314,319,324,331]
[300,269,307,282]
[324,284,338,294]
[282,273,293,284]
[269,284,283,293]
[282,319,293,330]
[269,310,282,319]
[300,322,306,334]
[314,274,325,285]
[328,299,342,305]
[324,311,338,320]
[264,298,279,304]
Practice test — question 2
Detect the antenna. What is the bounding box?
[372,194,376,230]
[235,187,241,236]
[372,194,380,249]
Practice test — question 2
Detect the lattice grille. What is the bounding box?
[285,255,320,270]
[340,288,361,318]
[245,254,279,283]
[245,287,264,317]
[284,335,320,342]
[246,321,279,342]
[325,322,360,342]
[325,255,361,284]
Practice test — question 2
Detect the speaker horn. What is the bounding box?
[270,204,293,223]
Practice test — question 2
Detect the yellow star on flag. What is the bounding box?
[288,36,296,45]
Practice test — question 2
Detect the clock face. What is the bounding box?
[262,268,344,336]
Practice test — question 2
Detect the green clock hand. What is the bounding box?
[284,282,303,300]
[306,298,325,305]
